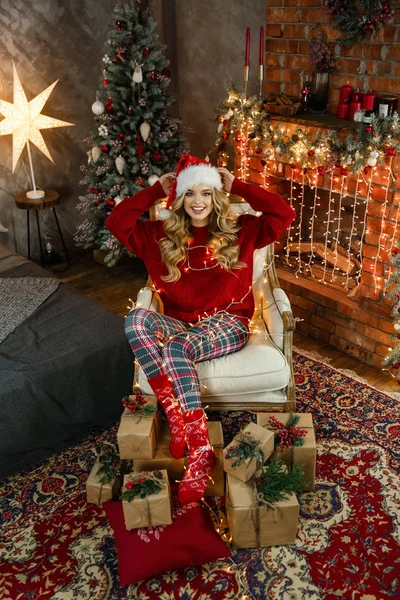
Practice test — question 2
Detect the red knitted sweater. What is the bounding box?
[105,178,295,328]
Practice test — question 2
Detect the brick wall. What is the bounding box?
[265,1,400,112]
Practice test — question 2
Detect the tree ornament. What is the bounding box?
[101,145,110,153]
[317,166,326,176]
[224,109,234,119]
[340,167,348,175]
[308,150,315,157]
[217,123,223,133]
[321,0,394,47]
[161,67,171,78]
[365,125,373,133]
[140,121,151,142]
[132,65,143,84]
[91,146,102,163]
[223,119,229,126]
[222,132,228,141]
[335,161,341,168]
[275,146,281,155]
[152,150,162,161]
[103,78,108,86]
[128,34,132,40]
[91,92,105,116]
[290,163,297,170]
[255,148,263,155]
[367,157,377,166]
[105,99,113,113]
[260,159,267,167]
[127,107,133,115]
[143,47,150,56]
[394,323,400,331]
[118,132,124,139]
[136,134,144,156]
[136,177,145,186]
[115,155,126,174]
[150,72,156,80]
[148,174,159,186]
[355,150,360,160]
[106,198,115,207]
[364,166,370,174]
[370,149,379,159]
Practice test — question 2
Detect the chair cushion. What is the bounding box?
[139,317,290,398]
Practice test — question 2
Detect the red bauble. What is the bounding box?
[101,145,110,152]
[364,166,370,174]
[105,103,113,113]
[335,161,341,168]
[260,159,267,166]
[387,146,397,156]
[135,177,145,186]
[106,198,116,207]
[152,150,162,161]
[150,72,156,80]
[317,166,326,176]
[341,168,348,176]
[217,115,223,122]
[255,148,263,155]
[116,20,122,30]
[143,47,150,56]
[365,125,372,133]
[89,187,98,193]
[223,119,229,126]
[393,248,400,255]
[290,163,297,170]
[222,132,228,141]
[103,78,108,86]
[127,107,133,115]
[94,201,100,206]
[308,150,315,157]
[118,132,125,139]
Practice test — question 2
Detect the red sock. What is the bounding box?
[178,409,216,505]
[148,374,187,459]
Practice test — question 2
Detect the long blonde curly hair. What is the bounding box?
[159,188,246,282]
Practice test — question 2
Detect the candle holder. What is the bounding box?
[258,65,264,98]
[244,66,249,97]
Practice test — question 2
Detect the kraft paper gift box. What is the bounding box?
[223,422,274,483]
[122,470,172,530]
[133,420,225,497]
[256,412,316,491]
[86,458,123,504]
[117,408,160,460]
[226,473,299,548]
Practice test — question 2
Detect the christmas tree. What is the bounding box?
[383,239,400,382]
[75,0,188,266]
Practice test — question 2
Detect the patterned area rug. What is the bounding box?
[1,352,399,600]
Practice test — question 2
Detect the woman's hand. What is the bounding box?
[217,167,235,193]
[159,172,176,196]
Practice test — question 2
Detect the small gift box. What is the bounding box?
[223,422,274,483]
[122,469,172,530]
[226,459,303,548]
[134,420,225,497]
[257,412,316,491]
[86,456,123,504]
[117,399,160,460]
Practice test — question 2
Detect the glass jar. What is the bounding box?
[363,110,374,123]
[378,98,390,118]
[353,109,365,122]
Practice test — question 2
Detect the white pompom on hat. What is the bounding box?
[159,153,222,219]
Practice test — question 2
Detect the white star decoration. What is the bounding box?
[0,63,74,172]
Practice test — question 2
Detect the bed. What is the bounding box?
[0,244,134,480]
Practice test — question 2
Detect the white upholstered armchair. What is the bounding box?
[131,199,296,412]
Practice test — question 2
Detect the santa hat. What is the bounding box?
[158,153,222,220]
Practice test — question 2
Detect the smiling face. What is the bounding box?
[183,184,214,227]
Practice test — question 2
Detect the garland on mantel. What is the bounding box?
[322,0,395,47]
[211,88,400,176]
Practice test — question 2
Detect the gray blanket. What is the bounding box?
[0,263,134,480]
[0,277,60,343]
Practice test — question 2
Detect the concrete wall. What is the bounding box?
[0,0,265,257]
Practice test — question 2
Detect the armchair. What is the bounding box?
[131,199,296,412]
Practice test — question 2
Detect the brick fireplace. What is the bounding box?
[229,2,400,368]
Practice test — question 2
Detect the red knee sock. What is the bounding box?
[178,409,216,505]
[148,373,187,459]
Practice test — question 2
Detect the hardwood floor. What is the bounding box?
[54,252,399,396]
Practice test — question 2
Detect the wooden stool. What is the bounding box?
[14,189,70,267]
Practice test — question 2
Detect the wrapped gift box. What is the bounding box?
[86,458,122,504]
[226,473,299,548]
[223,422,274,483]
[256,412,316,491]
[122,470,172,530]
[117,409,160,460]
[134,420,225,497]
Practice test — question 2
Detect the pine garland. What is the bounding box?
[211,88,400,176]
[96,453,122,484]
[383,240,400,380]
[121,470,164,501]
[225,433,264,467]
[322,0,395,47]
[256,459,305,509]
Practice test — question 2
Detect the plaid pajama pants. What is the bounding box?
[124,307,249,410]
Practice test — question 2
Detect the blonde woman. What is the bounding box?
[106,153,295,504]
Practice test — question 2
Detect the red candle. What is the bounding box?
[259,26,264,65]
[245,28,250,66]
[363,92,377,111]
[339,84,353,103]
[337,102,349,119]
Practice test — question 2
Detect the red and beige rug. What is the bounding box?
[1,352,399,600]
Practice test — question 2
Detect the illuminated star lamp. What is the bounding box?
[0,63,74,199]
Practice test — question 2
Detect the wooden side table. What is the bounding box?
[14,189,70,267]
